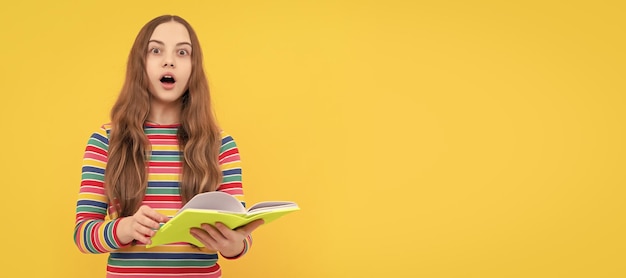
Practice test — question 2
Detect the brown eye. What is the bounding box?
[150,48,161,54]
[178,49,189,56]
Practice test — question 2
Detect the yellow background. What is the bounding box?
[1,0,624,277]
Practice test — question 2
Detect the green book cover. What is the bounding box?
[146,191,299,248]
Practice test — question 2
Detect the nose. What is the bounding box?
[162,54,175,68]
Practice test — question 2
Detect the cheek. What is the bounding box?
[180,61,193,84]
[145,59,160,80]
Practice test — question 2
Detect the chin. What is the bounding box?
[152,93,185,104]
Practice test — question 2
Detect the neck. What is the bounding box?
[148,100,182,125]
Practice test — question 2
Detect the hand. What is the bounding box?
[190,219,264,257]
[117,205,169,245]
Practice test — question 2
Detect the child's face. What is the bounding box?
[146,21,192,105]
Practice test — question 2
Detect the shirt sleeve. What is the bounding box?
[215,133,253,259]
[73,125,127,254]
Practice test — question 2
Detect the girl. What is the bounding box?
[73,15,263,277]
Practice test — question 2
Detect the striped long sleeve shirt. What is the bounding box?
[74,123,251,277]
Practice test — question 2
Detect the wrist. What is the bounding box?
[114,217,134,246]
[221,239,247,259]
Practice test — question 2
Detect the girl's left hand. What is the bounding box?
[190,219,264,257]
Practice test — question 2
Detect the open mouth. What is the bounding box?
[160,75,176,84]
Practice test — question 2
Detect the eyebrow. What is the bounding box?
[148,40,192,47]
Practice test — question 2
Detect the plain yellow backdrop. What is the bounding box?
[0,0,624,277]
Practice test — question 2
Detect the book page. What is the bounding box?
[176,191,247,216]
[247,201,298,215]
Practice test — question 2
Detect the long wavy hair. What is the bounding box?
[105,15,222,217]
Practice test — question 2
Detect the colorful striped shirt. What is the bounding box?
[74,122,251,277]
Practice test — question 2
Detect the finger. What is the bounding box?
[202,224,227,242]
[236,219,265,235]
[134,231,152,245]
[139,205,169,223]
[135,214,160,230]
[190,228,218,250]
[134,224,156,238]
[214,222,237,240]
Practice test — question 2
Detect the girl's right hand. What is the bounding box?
[116,205,169,245]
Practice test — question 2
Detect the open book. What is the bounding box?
[146,191,299,248]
